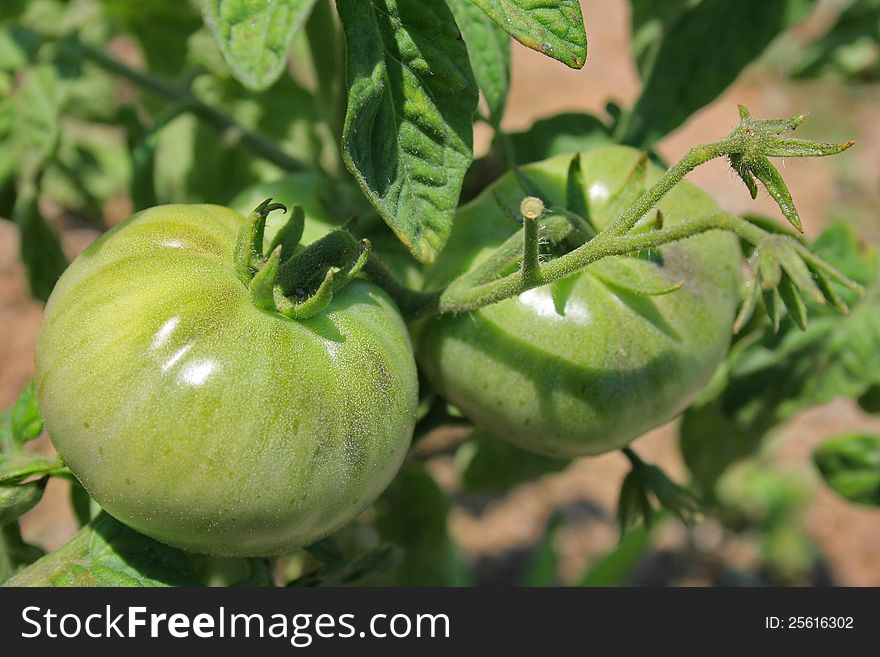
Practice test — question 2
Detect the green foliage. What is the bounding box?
[716,461,815,582]
[0,479,45,526]
[813,433,880,506]
[1,524,45,584]
[1,381,64,487]
[791,0,880,82]
[620,0,817,148]
[448,0,510,126]
[375,465,468,586]
[1,62,68,300]
[576,524,651,587]
[7,513,202,587]
[858,385,880,414]
[520,514,563,586]
[203,0,317,91]
[1,380,42,449]
[288,545,397,586]
[338,0,478,263]
[456,428,569,494]
[681,222,880,492]
[470,0,586,69]
[509,113,612,165]
[0,0,872,588]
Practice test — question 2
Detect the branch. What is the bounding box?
[75,42,309,173]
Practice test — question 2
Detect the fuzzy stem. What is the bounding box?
[605,141,728,237]
[434,213,764,316]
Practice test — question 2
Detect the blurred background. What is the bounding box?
[2,0,879,585]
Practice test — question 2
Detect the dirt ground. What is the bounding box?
[2,0,879,585]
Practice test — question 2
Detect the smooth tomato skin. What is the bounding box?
[35,204,418,556]
[418,146,742,458]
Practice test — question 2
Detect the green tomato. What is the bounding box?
[35,204,418,556]
[418,146,742,458]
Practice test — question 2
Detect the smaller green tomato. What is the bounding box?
[36,202,418,556]
[418,146,742,458]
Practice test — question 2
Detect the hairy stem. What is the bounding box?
[605,141,728,236]
[435,213,763,316]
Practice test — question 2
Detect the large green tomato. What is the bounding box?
[35,204,418,556]
[418,146,742,458]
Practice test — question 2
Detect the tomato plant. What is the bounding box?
[1,0,878,588]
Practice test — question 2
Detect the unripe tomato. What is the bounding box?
[35,203,418,556]
[418,146,742,458]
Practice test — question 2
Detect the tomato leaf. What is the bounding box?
[3,380,43,449]
[150,69,324,205]
[0,523,45,585]
[813,433,880,507]
[13,182,68,303]
[0,65,69,301]
[448,0,510,126]
[7,513,202,587]
[456,427,569,494]
[620,0,817,148]
[471,0,586,69]
[628,0,691,79]
[104,0,202,78]
[202,0,317,91]
[375,464,468,586]
[338,0,478,263]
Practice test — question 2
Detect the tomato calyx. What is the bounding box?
[235,198,372,319]
[727,105,854,234]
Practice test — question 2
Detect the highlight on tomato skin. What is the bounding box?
[417,146,743,459]
[34,202,419,557]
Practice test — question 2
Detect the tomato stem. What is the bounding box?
[520,197,544,287]
[403,112,859,321]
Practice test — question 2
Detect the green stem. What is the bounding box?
[435,213,763,315]
[363,256,440,319]
[605,141,729,237]
[75,43,309,173]
[520,197,544,287]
